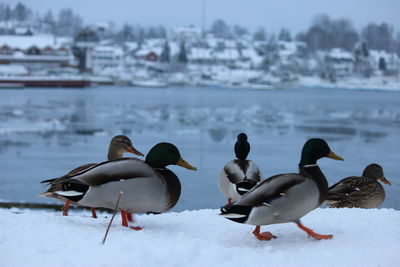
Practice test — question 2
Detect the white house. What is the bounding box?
[324,48,354,77]
[91,45,124,72]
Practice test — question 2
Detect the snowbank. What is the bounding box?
[1,208,399,267]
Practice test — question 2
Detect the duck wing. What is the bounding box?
[40,163,97,184]
[41,158,159,202]
[326,176,373,198]
[236,173,306,207]
[325,177,383,208]
[223,160,246,184]
[65,157,155,186]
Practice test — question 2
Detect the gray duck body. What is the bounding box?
[221,165,326,226]
[50,158,181,214]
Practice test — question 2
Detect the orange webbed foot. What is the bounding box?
[252,225,277,241]
[253,231,277,241]
[296,222,332,240]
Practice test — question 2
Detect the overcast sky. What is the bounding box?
[5,0,400,33]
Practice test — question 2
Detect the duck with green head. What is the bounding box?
[220,138,343,241]
[41,142,196,229]
[324,163,390,208]
[218,133,261,203]
[41,135,144,218]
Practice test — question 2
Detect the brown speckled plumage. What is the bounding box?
[324,164,388,209]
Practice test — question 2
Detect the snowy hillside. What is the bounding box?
[1,208,399,267]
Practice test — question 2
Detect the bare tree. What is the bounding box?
[362,23,394,52]
[278,28,292,42]
[58,8,83,37]
[13,2,32,21]
[233,24,249,38]
[253,27,266,41]
[210,19,231,39]
[298,14,359,51]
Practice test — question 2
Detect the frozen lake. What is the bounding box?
[0,86,399,211]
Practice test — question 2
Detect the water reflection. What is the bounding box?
[0,86,399,210]
[208,128,227,142]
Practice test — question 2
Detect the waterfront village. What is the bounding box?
[0,17,399,89]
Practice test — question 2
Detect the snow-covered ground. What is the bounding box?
[0,207,399,267]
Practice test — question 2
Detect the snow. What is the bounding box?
[0,35,72,50]
[0,65,28,76]
[189,47,214,61]
[326,48,354,61]
[299,75,400,91]
[0,207,399,267]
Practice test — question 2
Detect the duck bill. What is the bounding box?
[177,158,197,171]
[128,146,144,157]
[380,177,391,185]
[327,151,344,161]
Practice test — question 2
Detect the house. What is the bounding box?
[369,50,400,75]
[133,39,165,62]
[91,45,124,72]
[135,49,160,62]
[0,35,75,73]
[323,48,354,78]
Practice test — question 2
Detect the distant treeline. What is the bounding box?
[1,2,399,54]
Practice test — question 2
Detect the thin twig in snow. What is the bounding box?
[102,191,124,245]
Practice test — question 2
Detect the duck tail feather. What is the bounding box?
[42,179,89,202]
[219,203,251,223]
[40,178,58,184]
[236,180,257,196]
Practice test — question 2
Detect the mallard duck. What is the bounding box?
[218,133,261,203]
[220,138,344,241]
[41,142,196,229]
[324,163,390,208]
[41,135,144,218]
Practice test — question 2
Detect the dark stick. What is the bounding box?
[102,191,124,245]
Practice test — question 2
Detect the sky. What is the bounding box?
[4,0,400,33]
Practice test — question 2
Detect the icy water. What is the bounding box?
[0,86,399,211]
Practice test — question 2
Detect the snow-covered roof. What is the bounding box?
[135,47,162,57]
[14,27,32,35]
[212,48,240,60]
[0,35,72,50]
[124,42,139,51]
[326,48,353,61]
[240,48,263,64]
[144,38,165,48]
[188,47,213,60]
[0,54,73,63]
